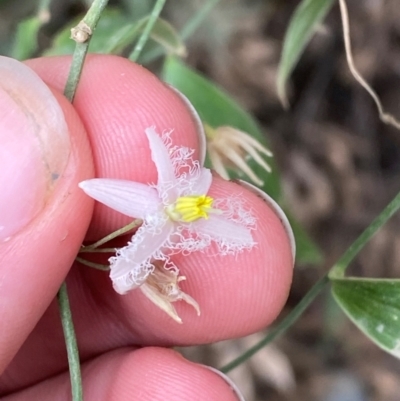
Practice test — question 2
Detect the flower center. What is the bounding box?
[166,195,214,222]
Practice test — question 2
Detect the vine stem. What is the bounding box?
[329,189,400,278]
[81,219,141,251]
[75,257,110,270]
[129,0,167,62]
[180,0,220,40]
[58,283,83,401]
[64,0,109,102]
[57,1,109,400]
[220,275,330,373]
[221,187,400,373]
[140,0,221,65]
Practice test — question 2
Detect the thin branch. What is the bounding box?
[81,219,142,252]
[64,0,109,101]
[58,283,83,401]
[129,0,167,62]
[140,0,221,64]
[76,257,110,271]
[180,0,220,40]
[220,275,330,372]
[58,2,109,401]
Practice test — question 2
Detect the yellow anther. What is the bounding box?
[167,195,214,222]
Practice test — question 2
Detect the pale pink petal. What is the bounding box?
[110,219,175,294]
[79,178,160,219]
[145,127,177,201]
[195,214,254,246]
[190,167,213,195]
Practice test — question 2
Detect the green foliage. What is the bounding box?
[277,0,335,106]
[11,16,42,60]
[332,277,400,358]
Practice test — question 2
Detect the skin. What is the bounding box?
[0,55,293,400]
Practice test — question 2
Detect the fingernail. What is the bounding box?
[238,180,296,265]
[0,56,70,242]
[202,365,246,401]
[167,85,207,165]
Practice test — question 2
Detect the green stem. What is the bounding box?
[76,257,110,271]
[81,219,141,252]
[180,0,220,40]
[79,247,116,253]
[64,0,109,101]
[140,0,221,65]
[58,2,109,400]
[329,190,400,278]
[129,0,167,62]
[220,275,330,373]
[58,283,83,401]
[222,187,400,372]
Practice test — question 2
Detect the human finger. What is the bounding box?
[3,347,244,401]
[0,56,94,372]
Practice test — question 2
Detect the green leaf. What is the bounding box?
[332,277,400,358]
[277,0,334,106]
[11,17,42,60]
[162,56,281,201]
[288,213,323,265]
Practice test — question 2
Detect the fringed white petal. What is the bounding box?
[110,218,174,294]
[194,214,255,253]
[79,178,160,219]
[145,127,177,201]
[190,167,212,195]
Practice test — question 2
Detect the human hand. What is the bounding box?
[0,55,294,400]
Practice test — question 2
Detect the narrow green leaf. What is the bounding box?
[11,17,42,60]
[277,0,334,106]
[332,277,400,358]
[162,56,281,201]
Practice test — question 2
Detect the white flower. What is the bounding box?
[205,124,273,187]
[79,127,256,310]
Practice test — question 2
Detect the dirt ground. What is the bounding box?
[169,1,400,400]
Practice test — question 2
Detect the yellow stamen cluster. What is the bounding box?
[167,195,214,222]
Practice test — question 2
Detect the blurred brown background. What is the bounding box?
[169,1,400,400]
[2,0,400,399]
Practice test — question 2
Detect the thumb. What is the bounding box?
[0,56,93,371]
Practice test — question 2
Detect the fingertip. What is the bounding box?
[5,348,243,401]
[0,68,94,369]
[172,177,293,338]
[237,180,296,264]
